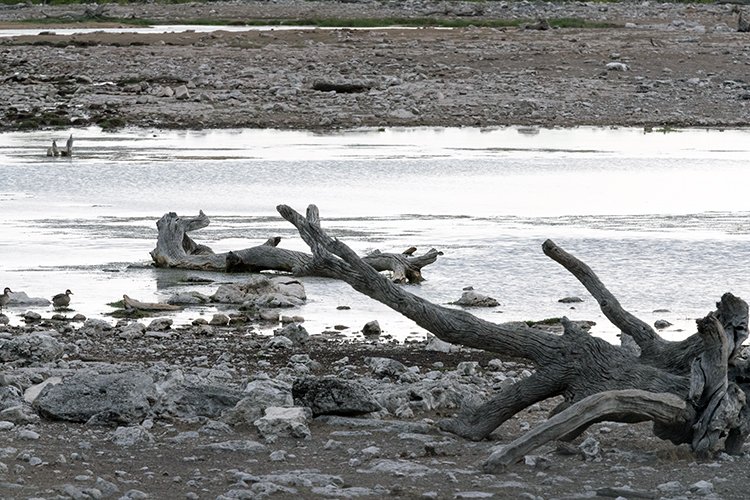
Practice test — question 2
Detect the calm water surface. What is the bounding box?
[1,126,749,343]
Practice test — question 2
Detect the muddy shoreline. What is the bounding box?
[2,1,750,132]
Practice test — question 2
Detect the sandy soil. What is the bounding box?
[1,1,750,131]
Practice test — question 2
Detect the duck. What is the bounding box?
[46,140,59,157]
[0,287,12,311]
[52,289,73,309]
[60,134,73,157]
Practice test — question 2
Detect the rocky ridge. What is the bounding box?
[1,1,750,131]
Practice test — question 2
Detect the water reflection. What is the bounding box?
[1,126,750,343]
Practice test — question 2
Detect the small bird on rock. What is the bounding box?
[52,289,73,309]
[0,287,12,311]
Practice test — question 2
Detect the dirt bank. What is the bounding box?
[1,1,749,131]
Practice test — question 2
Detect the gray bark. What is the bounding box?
[278,203,750,462]
[149,211,440,283]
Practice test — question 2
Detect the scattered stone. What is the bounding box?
[424,335,461,353]
[168,292,210,305]
[578,436,600,461]
[5,291,51,306]
[212,276,306,308]
[23,377,62,404]
[200,439,267,454]
[154,382,243,419]
[274,323,309,345]
[0,332,64,363]
[23,311,42,322]
[362,320,381,337]
[292,376,381,416]
[558,296,583,304]
[654,319,672,329]
[366,357,407,378]
[254,406,311,440]
[606,62,629,71]
[109,425,154,447]
[452,291,499,307]
[148,317,173,331]
[174,85,190,100]
[209,313,230,326]
[33,371,156,424]
[223,379,293,426]
[689,480,714,496]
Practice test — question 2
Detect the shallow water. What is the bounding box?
[2,126,750,343]
[0,24,426,37]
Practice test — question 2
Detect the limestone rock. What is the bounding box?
[274,323,309,345]
[292,376,381,417]
[212,275,306,308]
[0,332,65,363]
[254,406,311,440]
[366,357,407,378]
[362,320,381,337]
[33,371,156,424]
[222,379,293,426]
[109,425,154,447]
[4,291,51,306]
[452,291,499,307]
[153,382,243,419]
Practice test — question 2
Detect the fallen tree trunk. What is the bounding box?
[149,211,441,283]
[278,203,750,466]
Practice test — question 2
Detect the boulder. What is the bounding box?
[153,382,243,419]
[79,318,113,335]
[147,318,173,331]
[109,425,154,447]
[558,296,583,304]
[293,376,381,417]
[274,323,309,345]
[362,320,381,337]
[212,276,306,308]
[452,291,499,307]
[200,439,267,455]
[654,319,672,329]
[167,292,210,305]
[254,406,311,440]
[33,371,156,424]
[5,291,51,306]
[366,357,407,378]
[174,85,190,100]
[222,379,293,426]
[0,332,65,363]
[118,322,146,340]
[0,386,24,411]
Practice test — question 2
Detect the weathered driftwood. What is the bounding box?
[149,211,441,283]
[278,203,750,468]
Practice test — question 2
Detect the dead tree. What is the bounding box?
[278,203,750,470]
[149,211,441,283]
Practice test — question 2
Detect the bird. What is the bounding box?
[46,140,59,157]
[52,289,73,309]
[59,134,73,157]
[0,287,12,311]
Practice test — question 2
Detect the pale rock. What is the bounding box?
[254,406,311,440]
